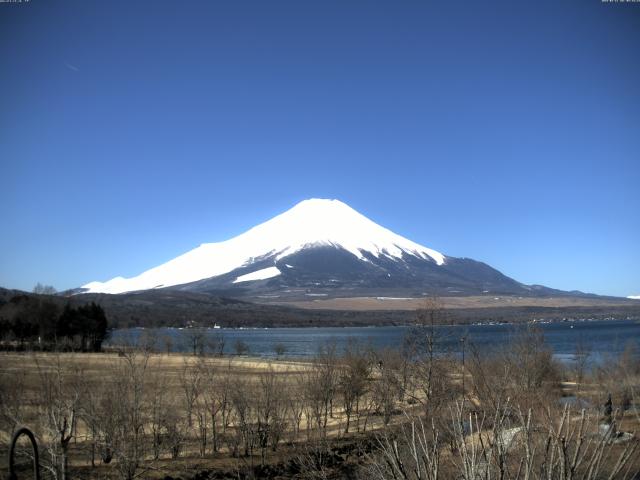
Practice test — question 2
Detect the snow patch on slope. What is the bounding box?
[628,295,640,300]
[82,199,446,294]
[233,267,281,284]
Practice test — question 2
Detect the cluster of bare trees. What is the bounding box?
[0,353,153,480]
[0,332,452,479]
[594,344,640,425]
[370,400,638,480]
[0,349,317,478]
[368,324,640,480]
[1,307,638,480]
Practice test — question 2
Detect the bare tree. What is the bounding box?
[79,374,107,468]
[163,406,187,459]
[138,329,159,353]
[495,326,562,417]
[147,363,170,460]
[234,339,250,356]
[109,350,150,480]
[405,296,454,417]
[339,341,371,433]
[0,367,27,435]
[180,357,203,428]
[288,374,307,441]
[207,332,226,356]
[161,334,173,355]
[572,338,592,387]
[33,283,57,295]
[293,434,334,480]
[229,377,256,458]
[184,328,207,356]
[192,358,213,457]
[467,343,513,415]
[202,364,233,453]
[371,349,404,425]
[369,401,639,480]
[467,326,561,418]
[369,414,440,480]
[255,366,288,464]
[35,355,84,480]
[596,342,640,424]
[273,342,287,358]
[303,342,339,435]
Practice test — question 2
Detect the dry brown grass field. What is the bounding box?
[273,294,637,311]
[1,338,638,480]
[0,350,417,479]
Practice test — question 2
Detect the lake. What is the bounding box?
[107,318,640,364]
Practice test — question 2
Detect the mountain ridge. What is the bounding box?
[82,198,447,294]
[79,199,598,301]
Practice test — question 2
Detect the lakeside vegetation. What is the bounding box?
[1,299,638,479]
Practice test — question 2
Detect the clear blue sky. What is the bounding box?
[1,0,638,297]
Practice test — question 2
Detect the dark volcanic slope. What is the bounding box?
[170,245,580,301]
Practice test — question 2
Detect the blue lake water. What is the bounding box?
[107,319,640,363]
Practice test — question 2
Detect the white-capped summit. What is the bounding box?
[82,198,446,294]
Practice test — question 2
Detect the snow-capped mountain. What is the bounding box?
[81,198,538,299]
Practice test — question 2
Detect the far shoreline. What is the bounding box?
[112,315,640,331]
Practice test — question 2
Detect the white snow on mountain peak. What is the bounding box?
[81,198,446,294]
[628,295,640,300]
[232,266,281,284]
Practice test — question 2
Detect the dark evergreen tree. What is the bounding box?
[57,303,78,345]
[88,302,108,351]
[0,296,108,351]
[7,295,40,346]
[37,299,60,342]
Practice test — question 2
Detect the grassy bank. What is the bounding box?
[1,331,639,479]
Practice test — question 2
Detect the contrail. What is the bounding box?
[64,62,79,72]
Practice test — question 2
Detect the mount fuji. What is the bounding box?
[80,199,559,300]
